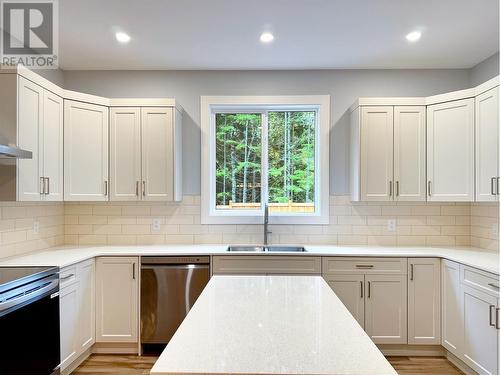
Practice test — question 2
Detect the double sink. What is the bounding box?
[227,246,306,252]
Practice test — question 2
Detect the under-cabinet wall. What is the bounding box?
[62,195,482,248]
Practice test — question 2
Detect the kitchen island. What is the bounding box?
[151,275,397,375]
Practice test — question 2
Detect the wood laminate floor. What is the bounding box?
[73,355,464,375]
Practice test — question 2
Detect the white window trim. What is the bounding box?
[201,95,330,225]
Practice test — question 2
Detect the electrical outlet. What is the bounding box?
[387,219,396,232]
[492,224,499,239]
[33,221,40,235]
[152,218,161,232]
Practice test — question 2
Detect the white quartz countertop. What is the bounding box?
[0,244,498,274]
[150,275,397,375]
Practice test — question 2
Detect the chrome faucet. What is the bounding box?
[264,204,272,245]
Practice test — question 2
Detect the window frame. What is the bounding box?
[201,95,330,225]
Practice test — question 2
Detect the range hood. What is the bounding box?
[0,144,32,159]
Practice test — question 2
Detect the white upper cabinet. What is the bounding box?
[427,98,474,201]
[393,106,426,201]
[17,76,63,201]
[64,100,109,201]
[352,105,426,202]
[408,258,441,344]
[42,90,64,201]
[141,107,174,201]
[109,106,182,202]
[17,76,43,201]
[110,108,142,201]
[475,87,499,202]
[360,106,394,201]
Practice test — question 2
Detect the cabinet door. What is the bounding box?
[141,107,174,201]
[77,259,95,353]
[463,285,499,375]
[408,258,441,344]
[360,106,394,201]
[17,76,43,201]
[96,257,138,342]
[394,106,426,201]
[325,274,365,328]
[427,98,474,201]
[364,274,407,344]
[59,283,79,371]
[42,90,63,201]
[110,107,141,201]
[64,100,109,201]
[475,87,499,202]
[441,260,464,356]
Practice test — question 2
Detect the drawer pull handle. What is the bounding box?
[356,265,374,269]
[360,281,363,298]
[488,283,499,289]
[367,281,371,298]
[490,305,496,326]
[60,274,75,281]
[496,308,500,330]
[410,264,414,281]
[492,177,497,196]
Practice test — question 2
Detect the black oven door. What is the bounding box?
[0,274,60,375]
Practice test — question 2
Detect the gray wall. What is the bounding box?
[62,69,471,195]
[470,52,499,86]
[36,68,65,87]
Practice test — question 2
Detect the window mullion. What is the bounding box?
[261,111,269,212]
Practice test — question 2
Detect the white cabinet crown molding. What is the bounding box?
[349,75,499,112]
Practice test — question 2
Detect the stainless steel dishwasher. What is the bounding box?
[141,256,210,348]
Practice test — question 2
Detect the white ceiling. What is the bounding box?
[59,0,499,70]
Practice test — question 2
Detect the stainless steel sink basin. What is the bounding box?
[227,246,265,252]
[227,246,306,252]
[265,246,306,252]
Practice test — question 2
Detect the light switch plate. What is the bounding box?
[387,219,396,232]
[152,218,161,232]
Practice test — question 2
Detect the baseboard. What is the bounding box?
[445,351,479,375]
[60,348,91,375]
[377,344,479,375]
[378,344,444,356]
[92,342,139,354]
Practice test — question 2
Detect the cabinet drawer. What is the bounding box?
[461,265,500,297]
[322,257,407,275]
[212,256,321,275]
[60,265,78,288]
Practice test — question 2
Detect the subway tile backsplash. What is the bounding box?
[0,196,498,260]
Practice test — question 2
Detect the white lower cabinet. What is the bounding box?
[364,274,407,344]
[96,257,139,342]
[408,258,441,344]
[77,260,95,353]
[462,285,499,375]
[325,274,365,327]
[441,261,500,375]
[323,257,407,344]
[441,260,463,355]
[59,259,95,372]
[59,282,79,370]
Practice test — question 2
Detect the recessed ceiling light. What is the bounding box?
[260,32,274,43]
[406,30,422,42]
[115,32,131,43]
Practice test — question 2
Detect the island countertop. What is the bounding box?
[150,275,397,375]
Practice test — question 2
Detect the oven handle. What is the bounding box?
[0,279,59,312]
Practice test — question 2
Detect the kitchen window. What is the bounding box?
[201,96,330,224]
